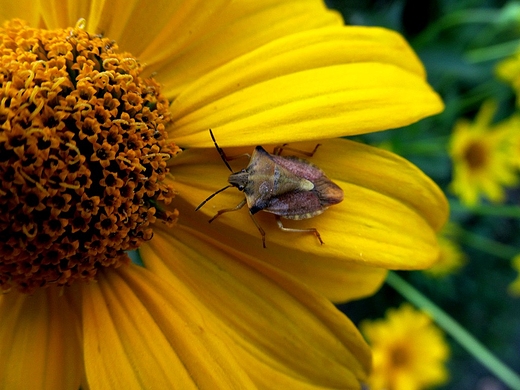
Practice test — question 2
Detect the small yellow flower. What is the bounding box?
[449,100,518,206]
[424,225,467,277]
[508,254,520,297]
[0,1,447,388]
[361,303,450,390]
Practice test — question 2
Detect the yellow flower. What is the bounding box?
[424,225,467,277]
[509,254,520,297]
[0,1,447,388]
[449,100,518,206]
[361,304,450,390]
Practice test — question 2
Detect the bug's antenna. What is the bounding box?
[195,185,233,211]
[209,129,233,173]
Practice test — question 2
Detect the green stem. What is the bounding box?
[465,39,520,63]
[413,9,501,49]
[386,272,520,390]
[452,226,518,260]
[450,199,520,219]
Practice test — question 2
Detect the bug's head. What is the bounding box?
[195,129,251,212]
[228,170,249,192]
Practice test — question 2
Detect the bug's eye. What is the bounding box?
[238,185,245,191]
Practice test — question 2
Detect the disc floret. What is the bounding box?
[0,19,178,293]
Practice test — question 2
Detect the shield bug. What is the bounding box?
[195,130,344,248]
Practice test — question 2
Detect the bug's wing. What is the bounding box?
[270,154,324,181]
[313,176,344,206]
[273,155,344,204]
[246,146,343,217]
[245,147,307,211]
[264,190,327,220]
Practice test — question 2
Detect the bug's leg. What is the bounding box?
[209,129,250,172]
[275,216,324,245]
[273,143,321,157]
[224,153,251,162]
[209,199,247,223]
[273,144,288,156]
[248,212,266,248]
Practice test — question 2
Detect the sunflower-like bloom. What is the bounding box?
[449,101,518,206]
[0,1,447,388]
[361,304,450,390]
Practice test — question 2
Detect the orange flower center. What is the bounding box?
[0,19,178,294]
[463,140,487,170]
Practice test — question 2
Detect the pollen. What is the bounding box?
[0,20,179,293]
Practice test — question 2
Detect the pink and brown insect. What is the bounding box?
[196,130,344,248]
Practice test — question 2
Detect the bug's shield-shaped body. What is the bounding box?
[196,131,344,247]
[229,146,344,219]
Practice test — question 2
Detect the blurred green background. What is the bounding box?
[327,1,520,389]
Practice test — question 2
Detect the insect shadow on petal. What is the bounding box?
[195,129,344,248]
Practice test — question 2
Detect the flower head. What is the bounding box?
[361,304,450,390]
[449,100,518,206]
[0,1,447,388]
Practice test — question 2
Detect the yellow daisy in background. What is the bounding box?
[361,303,450,390]
[508,254,520,297]
[424,225,467,278]
[0,1,447,389]
[449,100,518,206]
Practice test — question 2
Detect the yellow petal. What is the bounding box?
[35,0,92,29]
[0,288,83,390]
[22,0,340,91]
[167,181,387,302]
[141,226,371,387]
[81,265,254,389]
[151,0,343,96]
[33,0,230,57]
[170,138,447,275]
[0,1,39,26]
[319,139,448,232]
[171,61,442,147]
[163,23,442,147]
[92,0,230,59]
[169,25,427,120]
